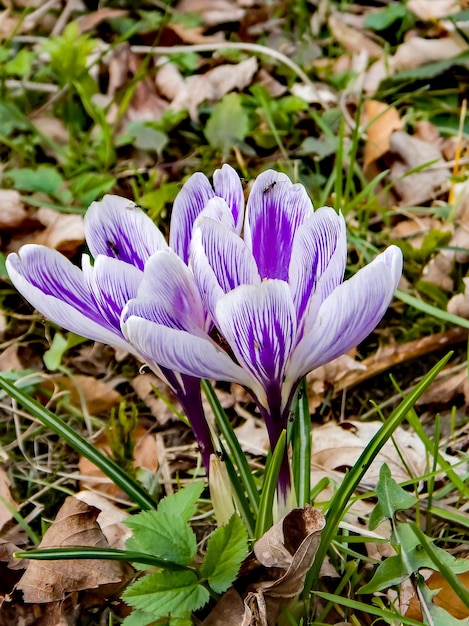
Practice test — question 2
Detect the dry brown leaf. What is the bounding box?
[33,116,69,146]
[33,208,85,253]
[406,567,469,621]
[448,277,469,318]
[75,492,131,550]
[328,13,382,58]
[131,372,178,426]
[78,423,158,497]
[393,33,467,71]
[16,497,126,603]
[234,418,269,456]
[0,467,17,532]
[0,190,28,229]
[387,131,449,206]
[0,344,23,372]
[363,101,402,172]
[306,352,366,412]
[77,8,128,33]
[176,0,245,27]
[311,421,428,486]
[202,506,324,626]
[407,0,460,21]
[157,57,258,120]
[167,21,225,44]
[57,374,121,416]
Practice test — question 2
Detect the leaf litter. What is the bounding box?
[0,0,469,623]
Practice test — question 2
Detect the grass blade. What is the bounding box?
[255,430,287,538]
[304,352,453,594]
[290,379,311,508]
[0,375,157,511]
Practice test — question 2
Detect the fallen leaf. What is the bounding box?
[57,374,122,416]
[78,424,158,497]
[176,0,245,27]
[406,567,469,620]
[0,190,28,229]
[448,277,469,318]
[328,13,382,58]
[407,0,460,21]
[131,372,178,426]
[16,497,126,603]
[393,33,467,71]
[0,344,23,372]
[33,208,85,254]
[77,8,128,33]
[75,492,131,550]
[363,101,402,172]
[167,21,225,44]
[157,57,258,121]
[387,131,450,206]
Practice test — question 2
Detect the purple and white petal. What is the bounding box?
[82,255,143,331]
[289,207,347,324]
[122,317,257,391]
[191,219,260,323]
[286,246,403,388]
[170,173,216,263]
[6,246,130,350]
[244,170,314,282]
[213,164,244,233]
[122,249,207,334]
[194,197,236,230]
[215,280,297,403]
[85,195,167,270]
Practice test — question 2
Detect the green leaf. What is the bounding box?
[69,172,116,206]
[365,3,407,30]
[122,570,209,617]
[126,121,168,153]
[157,481,204,523]
[5,49,33,77]
[205,93,249,157]
[368,464,418,530]
[361,523,469,594]
[417,582,469,625]
[5,166,65,198]
[201,514,248,594]
[125,483,204,565]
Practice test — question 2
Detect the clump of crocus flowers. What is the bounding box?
[7,166,402,500]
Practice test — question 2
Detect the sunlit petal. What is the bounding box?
[244,170,314,281]
[287,246,403,388]
[6,245,129,350]
[213,163,244,233]
[85,195,167,270]
[289,207,347,323]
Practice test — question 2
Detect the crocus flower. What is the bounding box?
[6,164,245,472]
[122,170,403,499]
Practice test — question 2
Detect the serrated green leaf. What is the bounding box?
[122,609,160,626]
[361,523,469,594]
[369,464,418,530]
[125,510,197,565]
[201,514,248,594]
[157,481,204,523]
[122,570,209,617]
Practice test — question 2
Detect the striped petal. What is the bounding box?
[286,246,403,388]
[213,164,244,233]
[289,207,347,324]
[215,280,297,408]
[6,245,129,350]
[244,170,314,281]
[85,195,167,270]
[122,249,207,334]
[191,219,260,323]
[82,255,143,331]
[122,317,256,390]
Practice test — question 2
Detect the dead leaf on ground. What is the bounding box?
[176,0,245,27]
[363,101,402,173]
[406,567,469,621]
[306,352,366,412]
[56,374,122,416]
[393,33,467,71]
[33,208,85,254]
[77,8,128,33]
[0,190,28,229]
[328,13,382,58]
[16,497,126,603]
[448,277,469,318]
[0,467,18,532]
[387,131,450,206]
[131,372,179,426]
[75,491,131,550]
[78,423,158,497]
[0,344,24,373]
[156,57,258,121]
[407,0,460,21]
[167,21,226,44]
[202,505,325,626]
